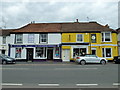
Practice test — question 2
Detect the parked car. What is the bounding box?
[0,54,16,64]
[75,54,107,65]
[113,56,120,64]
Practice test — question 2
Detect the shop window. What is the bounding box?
[77,34,83,42]
[102,48,112,57]
[102,32,111,42]
[28,34,34,43]
[73,48,86,57]
[91,34,96,43]
[55,47,60,58]
[15,34,23,44]
[15,48,22,58]
[36,47,46,58]
[2,36,6,44]
[39,34,48,43]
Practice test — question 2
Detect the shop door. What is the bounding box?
[62,49,70,62]
[26,48,33,61]
[47,49,53,60]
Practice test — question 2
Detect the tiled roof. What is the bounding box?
[61,22,115,32]
[0,29,13,36]
[12,23,61,33]
[11,21,116,33]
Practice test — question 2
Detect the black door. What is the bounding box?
[47,49,53,60]
[26,48,33,61]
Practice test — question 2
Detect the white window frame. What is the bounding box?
[102,32,112,42]
[2,36,6,44]
[76,34,84,42]
[28,34,34,43]
[39,34,48,43]
[102,48,112,58]
[35,47,47,59]
[15,34,23,44]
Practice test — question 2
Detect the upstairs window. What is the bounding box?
[39,34,48,43]
[102,32,111,42]
[2,36,6,44]
[28,34,34,43]
[76,34,83,42]
[15,34,23,44]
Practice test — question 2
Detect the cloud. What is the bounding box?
[0,1,118,29]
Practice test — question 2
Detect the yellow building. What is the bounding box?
[61,21,118,61]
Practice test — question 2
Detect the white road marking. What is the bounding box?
[113,83,120,85]
[55,68,98,70]
[2,83,23,86]
[38,84,59,86]
[76,84,98,86]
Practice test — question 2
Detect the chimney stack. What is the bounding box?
[76,19,79,22]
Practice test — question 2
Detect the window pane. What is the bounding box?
[40,34,47,43]
[36,47,46,58]
[77,34,83,42]
[106,48,111,57]
[105,32,110,41]
[55,47,60,58]
[15,48,21,58]
[3,36,6,44]
[16,34,23,43]
[28,34,34,43]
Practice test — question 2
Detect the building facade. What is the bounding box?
[9,23,62,62]
[117,28,120,55]
[0,29,12,55]
[61,21,118,61]
[1,21,118,62]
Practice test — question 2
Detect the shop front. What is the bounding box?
[9,44,61,62]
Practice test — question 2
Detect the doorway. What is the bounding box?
[1,50,5,54]
[62,49,70,62]
[26,48,33,61]
[47,49,53,60]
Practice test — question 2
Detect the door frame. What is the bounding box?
[26,48,33,61]
[62,49,70,62]
[47,48,53,60]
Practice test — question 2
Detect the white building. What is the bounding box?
[9,23,62,62]
[0,29,12,55]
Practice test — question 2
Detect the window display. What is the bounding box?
[15,48,22,58]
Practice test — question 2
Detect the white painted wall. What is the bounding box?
[23,34,28,44]
[48,33,61,44]
[10,48,15,58]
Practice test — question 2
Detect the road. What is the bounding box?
[1,62,120,90]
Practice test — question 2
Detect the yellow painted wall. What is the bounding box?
[62,32,118,61]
